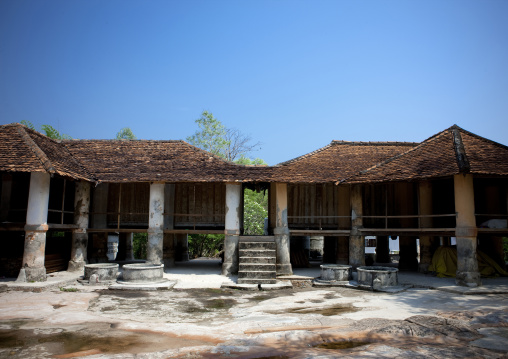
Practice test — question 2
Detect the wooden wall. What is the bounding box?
[174,183,226,228]
[104,182,226,229]
[287,184,339,229]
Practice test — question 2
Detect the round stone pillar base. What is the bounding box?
[17,267,46,282]
[276,263,292,276]
[456,271,481,287]
[68,260,86,272]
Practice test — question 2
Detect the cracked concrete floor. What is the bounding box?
[0,284,508,358]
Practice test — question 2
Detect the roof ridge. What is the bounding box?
[62,139,185,143]
[451,127,470,173]
[337,128,454,184]
[275,142,334,166]
[179,140,237,165]
[15,125,56,174]
[451,124,508,151]
[331,140,419,146]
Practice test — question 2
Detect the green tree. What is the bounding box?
[188,234,224,258]
[187,111,260,161]
[20,120,35,130]
[238,157,269,235]
[19,121,71,139]
[41,124,72,140]
[186,111,228,158]
[116,127,137,140]
[133,233,147,259]
[187,113,267,255]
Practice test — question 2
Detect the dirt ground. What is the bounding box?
[1,280,508,359]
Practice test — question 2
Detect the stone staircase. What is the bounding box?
[237,236,277,285]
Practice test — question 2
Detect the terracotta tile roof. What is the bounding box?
[271,141,417,183]
[0,123,94,181]
[63,139,274,183]
[3,122,505,185]
[344,125,508,184]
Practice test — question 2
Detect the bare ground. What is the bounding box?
[1,282,508,358]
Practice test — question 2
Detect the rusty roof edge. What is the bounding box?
[15,125,57,174]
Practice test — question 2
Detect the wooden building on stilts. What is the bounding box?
[1,123,507,287]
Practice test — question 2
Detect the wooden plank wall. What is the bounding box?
[174,183,226,228]
[107,183,150,226]
[287,184,338,229]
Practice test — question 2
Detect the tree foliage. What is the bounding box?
[20,121,71,140]
[188,234,224,258]
[186,111,228,158]
[187,111,260,161]
[116,127,137,140]
[41,124,72,140]
[133,233,147,259]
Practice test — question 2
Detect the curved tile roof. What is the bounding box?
[63,139,273,183]
[272,141,417,183]
[0,123,94,181]
[343,125,508,184]
[1,123,507,184]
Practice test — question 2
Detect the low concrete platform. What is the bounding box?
[109,279,177,291]
[313,278,413,293]
[2,259,508,295]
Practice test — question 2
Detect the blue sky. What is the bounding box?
[1,0,507,165]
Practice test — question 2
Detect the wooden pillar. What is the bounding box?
[68,181,91,272]
[336,185,350,264]
[222,183,242,275]
[454,174,481,287]
[147,182,165,265]
[163,184,175,268]
[274,182,292,275]
[398,182,418,271]
[418,180,436,273]
[18,172,50,282]
[349,185,364,268]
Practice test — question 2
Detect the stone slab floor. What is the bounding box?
[1,280,508,358]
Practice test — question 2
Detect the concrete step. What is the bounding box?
[239,249,276,258]
[238,270,276,279]
[239,241,276,250]
[237,278,277,285]
[239,256,276,264]
[239,263,276,272]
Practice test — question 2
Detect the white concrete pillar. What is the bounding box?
[18,172,51,282]
[454,174,481,287]
[68,181,91,272]
[274,182,292,275]
[147,182,165,265]
[222,183,242,276]
[349,185,365,268]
